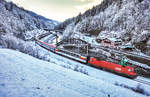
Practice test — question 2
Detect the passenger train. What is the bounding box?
[35,33,137,78]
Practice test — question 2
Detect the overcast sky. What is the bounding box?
[7,0,102,21]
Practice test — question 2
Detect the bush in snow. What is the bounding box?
[134,83,145,94]
[115,82,150,96]
[74,65,88,75]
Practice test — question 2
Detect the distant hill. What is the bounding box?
[56,0,150,56]
[0,0,58,40]
[27,10,58,25]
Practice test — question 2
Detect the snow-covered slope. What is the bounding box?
[0,48,149,97]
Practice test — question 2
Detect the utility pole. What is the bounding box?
[87,44,89,56]
[56,31,58,48]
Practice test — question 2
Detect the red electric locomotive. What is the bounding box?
[87,57,137,78]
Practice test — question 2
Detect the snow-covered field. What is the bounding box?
[0,48,150,97]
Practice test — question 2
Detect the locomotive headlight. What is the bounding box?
[128,69,131,72]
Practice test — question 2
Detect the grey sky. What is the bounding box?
[8,0,102,21]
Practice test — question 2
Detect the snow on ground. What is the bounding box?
[0,48,149,97]
[45,49,150,96]
[83,36,99,45]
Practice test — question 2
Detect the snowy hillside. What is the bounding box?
[0,48,150,97]
[0,0,59,59]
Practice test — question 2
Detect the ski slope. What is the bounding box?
[0,48,150,97]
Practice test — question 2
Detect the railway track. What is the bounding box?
[134,77,150,86]
[94,45,150,66]
[93,44,150,60]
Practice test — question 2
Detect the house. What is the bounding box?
[97,37,122,48]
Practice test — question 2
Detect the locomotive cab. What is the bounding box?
[119,58,137,77]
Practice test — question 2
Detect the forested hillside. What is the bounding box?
[0,0,58,57]
[56,0,150,56]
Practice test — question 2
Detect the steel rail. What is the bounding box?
[134,79,150,86]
